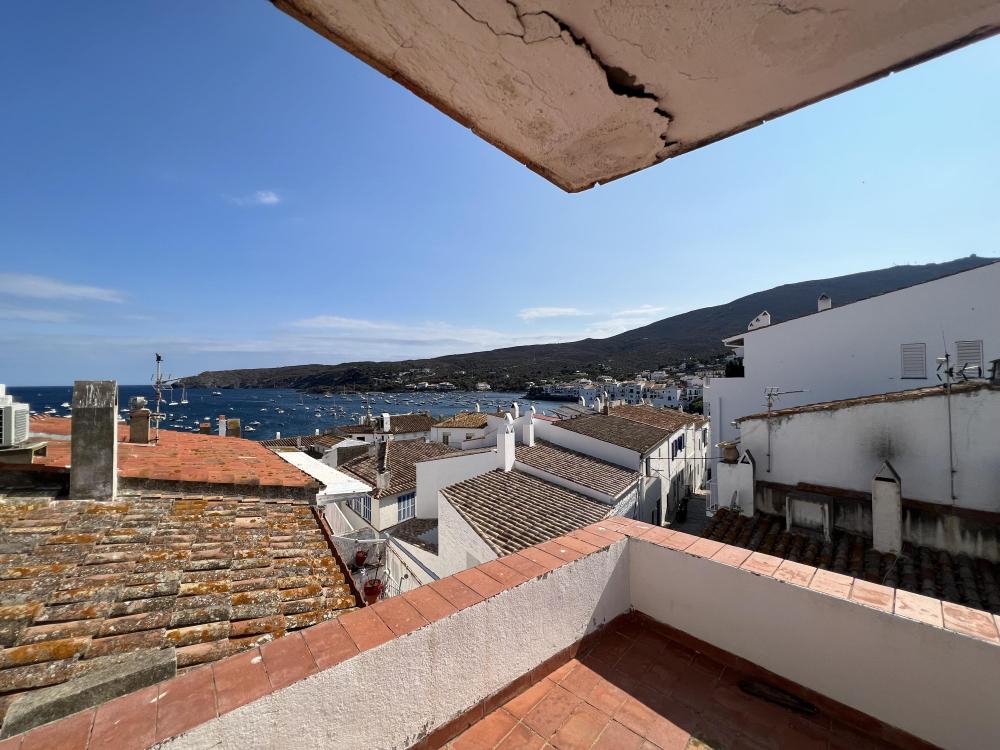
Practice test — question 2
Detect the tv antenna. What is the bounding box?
[763,386,806,473]
[935,345,981,503]
[150,353,179,442]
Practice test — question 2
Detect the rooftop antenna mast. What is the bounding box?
[763,386,805,473]
[151,353,178,443]
[936,341,981,503]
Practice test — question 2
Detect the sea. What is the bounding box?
[7,386,566,442]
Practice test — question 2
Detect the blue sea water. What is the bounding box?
[7,386,564,441]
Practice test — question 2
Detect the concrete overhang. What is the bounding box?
[272,0,1000,192]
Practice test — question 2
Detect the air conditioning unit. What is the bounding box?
[0,385,30,448]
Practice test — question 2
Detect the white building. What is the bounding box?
[716,381,1000,560]
[429,411,492,449]
[706,260,1000,507]
[337,412,435,444]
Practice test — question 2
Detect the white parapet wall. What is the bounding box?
[160,540,631,750]
[630,538,1000,750]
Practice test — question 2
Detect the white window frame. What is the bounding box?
[350,494,372,523]
[396,491,415,523]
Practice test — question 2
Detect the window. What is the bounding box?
[441,433,449,445]
[955,340,984,374]
[396,491,415,523]
[900,343,927,379]
[350,494,372,523]
[465,432,474,440]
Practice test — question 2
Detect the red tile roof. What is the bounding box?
[0,492,357,731]
[25,416,317,494]
[339,439,458,499]
[608,403,704,432]
[337,413,435,436]
[515,441,637,498]
[432,412,490,429]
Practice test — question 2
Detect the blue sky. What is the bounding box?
[1,4,998,385]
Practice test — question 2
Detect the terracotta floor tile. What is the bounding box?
[773,560,816,588]
[740,552,783,577]
[849,579,894,613]
[615,696,661,738]
[554,535,599,556]
[260,632,318,690]
[21,709,94,750]
[430,576,484,610]
[212,648,271,714]
[452,709,518,750]
[300,619,360,669]
[685,538,724,559]
[585,676,631,716]
[339,606,395,651]
[561,663,602,699]
[516,547,566,572]
[546,657,577,684]
[495,721,547,750]
[536,540,584,563]
[710,544,753,568]
[455,568,506,599]
[155,667,217,742]
[893,590,943,628]
[523,685,581,739]
[592,720,645,750]
[372,596,429,636]
[403,585,459,624]
[941,601,1000,643]
[90,685,158,750]
[643,712,692,750]
[549,702,609,750]
[809,569,853,599]
[499,553,548,581]
[505,678,556,719]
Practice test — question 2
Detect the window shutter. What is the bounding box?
[955,340,984,374]
[900,343,926,379]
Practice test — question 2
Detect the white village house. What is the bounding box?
[705,259,1000,509]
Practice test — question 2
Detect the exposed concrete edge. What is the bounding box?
[1,648,176,738]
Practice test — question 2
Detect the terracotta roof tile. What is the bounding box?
[515,441,637,498]
[432,412,490,429]
[607,404,703,433]
[337,413,435,436]
[441,470,611,556]
[340,440,457,499]
[551,414,670,454]
[25,417,317,493]
[0,492,357,725]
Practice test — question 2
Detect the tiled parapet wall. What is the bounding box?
[0,522,635,750]
[628,526,1000,750]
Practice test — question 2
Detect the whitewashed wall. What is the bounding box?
[707,262,1000,486]
[535,420,641,469]
[738,385,1000,512]
[414,450,498,519]
[437,494,500,576]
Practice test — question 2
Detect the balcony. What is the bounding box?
[11,520,999,749]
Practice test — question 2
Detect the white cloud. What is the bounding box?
[0,274,124,303]
[517,307,590,321]
[0,306,77,323]
[613,304,667,318]
[229,190,281,206]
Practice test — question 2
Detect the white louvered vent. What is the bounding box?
[955,340,984,374]
[900,343,927,379]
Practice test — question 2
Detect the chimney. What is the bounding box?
[70,380,118,499]
[381,412,391,432]
[602,398,611,416]
[218,415,227,437]
[226,418,242,439]
[818,293,832,312]
[520,405,535,447]
[275,431,281,440]
[747,311,771,331]
[199,422,211,434]
[474,402,480,413]
[498,414,515,471]
[128,396,151,444]
[375,441,392,490]
[315,428,320,436]
[511,401,519,420]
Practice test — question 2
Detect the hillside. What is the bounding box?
[181,256,995,390]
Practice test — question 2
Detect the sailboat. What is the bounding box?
[180,386,188,405]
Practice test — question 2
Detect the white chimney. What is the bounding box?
[498,414,515,471]
[747,311,771,331]
[381,412,391,432]
[218,415,227,437]
[475,402,481,413]
[520,405,535,447]
[818,293,832,312]
[275,431,281,440]
[511,401,519,420]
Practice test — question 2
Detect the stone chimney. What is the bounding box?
[375,442,392,491]
[498,414,515,472]
[818,293,832,312]
[128,397,151,444]
[226,418,242,439]
[70,380,118,499]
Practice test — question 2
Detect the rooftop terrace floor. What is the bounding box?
[446,615,915,750]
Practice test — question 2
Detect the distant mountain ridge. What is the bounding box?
[181,256,995,390]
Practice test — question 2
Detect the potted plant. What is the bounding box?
[354,548,368,567]
[363,576,384,605]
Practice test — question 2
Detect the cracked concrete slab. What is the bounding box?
[272,0,1000,191]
